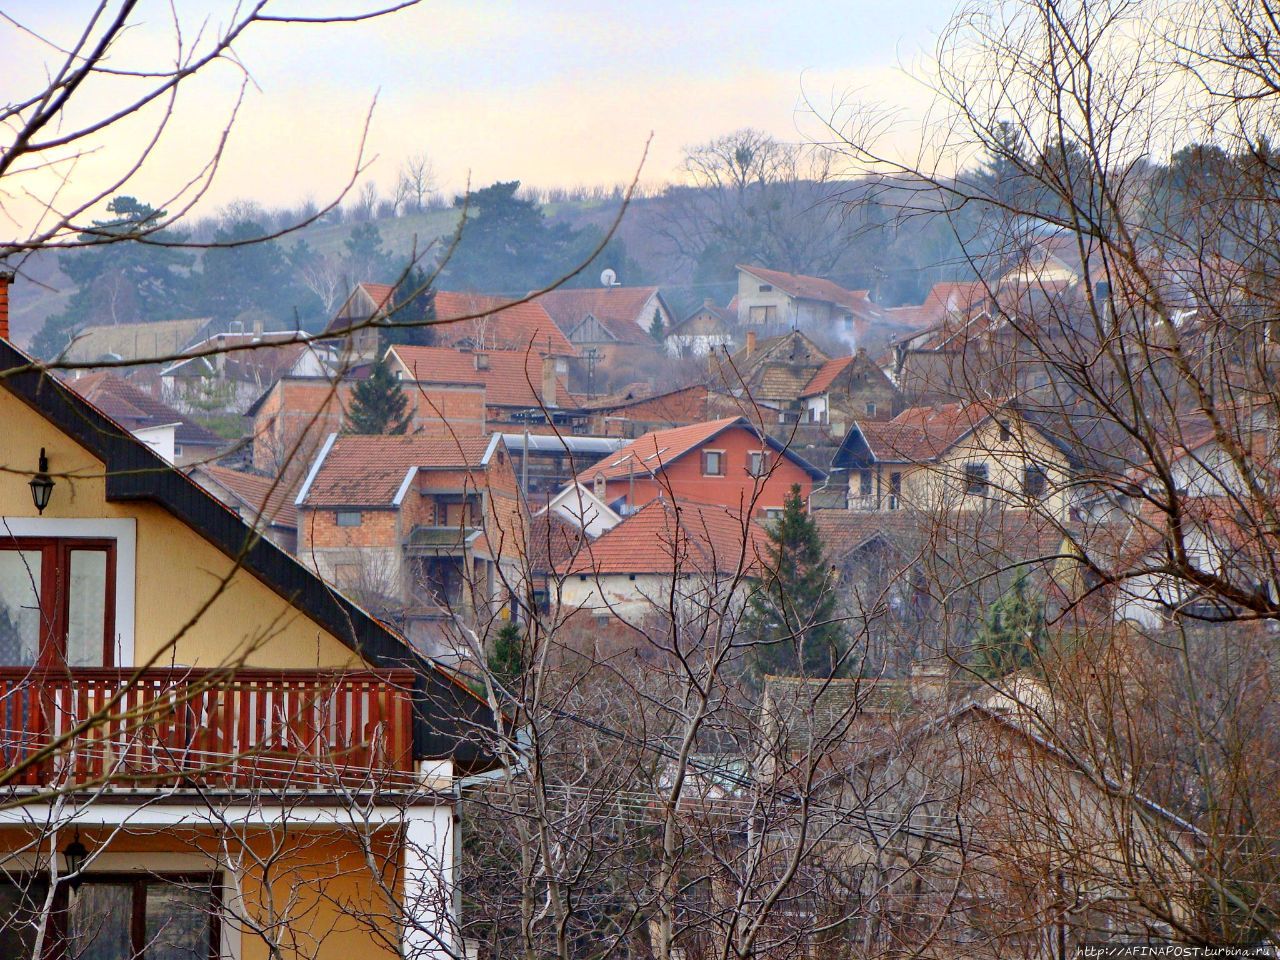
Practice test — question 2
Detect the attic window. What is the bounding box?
[865,402,877,417]
[964,462,989,495]
[746,451,769,477]
[702,450,725,477]
[336,511,363,527]
[999,422,1012,441]
[1023,465,1048,499]
[758,284,773,292]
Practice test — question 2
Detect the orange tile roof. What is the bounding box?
[562,497,767,576]
[387,344,574,408]
[799,355,855,398]
[359,282,397,312]
[300,434,495,507]
[575,417,744,483]
[737,265,882,319]
[534,287,663,345]
[432,292,576,356]
[65,372,223,447]
[198,464,299,528]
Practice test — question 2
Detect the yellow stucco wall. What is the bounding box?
[0,388,365,670]
[0,826,403,960]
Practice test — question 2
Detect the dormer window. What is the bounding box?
[0,539,115,667]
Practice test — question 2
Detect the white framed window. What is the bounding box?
[865,401,877,417]
[702,450,725,476]
[0,518,135,666]
[746,451,769,477]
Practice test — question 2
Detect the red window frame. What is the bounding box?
[0,538,116,668]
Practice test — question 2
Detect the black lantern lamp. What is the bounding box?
[62,831,88,890]
[29,447,53,514]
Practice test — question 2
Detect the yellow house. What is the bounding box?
[0,314,494,958]
[833,401,1078,521]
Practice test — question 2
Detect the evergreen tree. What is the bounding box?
[344,357,411,434]
[443,181,580,292]
[647,308,665,342]
[385,265,437,347]
[488,621,525,690]
[972,575,1048,678]
[33,196,195,358]
[744,484,846,678]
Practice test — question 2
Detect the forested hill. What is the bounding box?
[13,175,977,357]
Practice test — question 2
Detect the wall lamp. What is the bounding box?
[29,447,54,514]
[62,831,88,890]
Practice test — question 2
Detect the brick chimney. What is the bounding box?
[745,329,757,357]
[0,270,12,343]
[541,356,557,408]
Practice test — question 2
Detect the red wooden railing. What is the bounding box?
[0,668,416,792]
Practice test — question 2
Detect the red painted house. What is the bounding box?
[575,416,825,518]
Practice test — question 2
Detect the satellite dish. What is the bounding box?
[600,268,618,288]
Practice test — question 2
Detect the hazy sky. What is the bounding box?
[5,1,957,224]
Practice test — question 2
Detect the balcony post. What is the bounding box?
[401,794,455,960]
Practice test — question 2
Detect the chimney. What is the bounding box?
[0,270,12,343]
[541,356,558,408]
[703,297,715,308]
[746,329,757,357]
[474,352,490,371]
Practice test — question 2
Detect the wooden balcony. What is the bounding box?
[0,667,417,793]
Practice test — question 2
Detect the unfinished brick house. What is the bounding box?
[295,433,526,650]
[384,344,578,431]
[247,374,487,474]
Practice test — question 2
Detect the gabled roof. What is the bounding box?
[0,339,493,769]
[534,286,667,340]
[525,509,590,574]
[564,310,655,345]
[64,372,223,448]
[192,464,299,529]
[668,301,736,338]
[737,265,883,319]
[385,344,574,408]
[297,433,499,508]
[576,416,826,484]
[799,355,855,398]
[561,497,767,576]
[432,291,576,356]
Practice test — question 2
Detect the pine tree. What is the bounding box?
[648,309,665,342]
[385,265,437,347]
[972,575,1048,678]
[744,484,846,678]
[345,357,411,434]
[488,620,525,689]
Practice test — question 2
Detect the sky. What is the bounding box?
[3,0,959,227]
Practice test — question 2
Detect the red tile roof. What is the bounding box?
[65,372,223,447]
[799,355,855,398]
[534,287,664,345]
[737,265,883,320]
[562,497,767,576]
[197,464,299,528]
[386,345,574,408]
[300,434,495,507]
[432,292,576,356]
[359,282,396,312]
[575,417,744,483]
